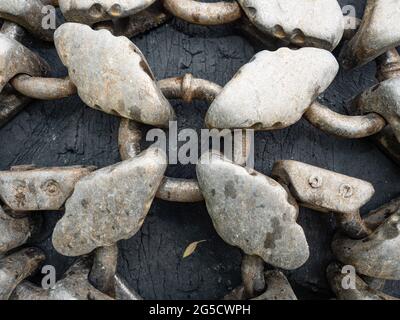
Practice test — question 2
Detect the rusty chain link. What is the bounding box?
[0,0,400,301]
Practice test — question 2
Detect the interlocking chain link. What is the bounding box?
[0,0,400,301]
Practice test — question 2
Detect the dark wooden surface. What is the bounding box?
[1,0,400,299]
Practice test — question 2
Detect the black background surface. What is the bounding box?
[1,0,399,299]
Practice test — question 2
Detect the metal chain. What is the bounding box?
[0,0,400,301]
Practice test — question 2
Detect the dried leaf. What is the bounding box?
[183,240,206,258]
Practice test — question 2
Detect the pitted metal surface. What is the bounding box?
[327,262,398,300]
[11,258,113,300]
[196,151,309,270]
[272,160,375,214]
[340,0,400,69]
[0,0,400,301]
[205,47,338,130]
[252,270,297,301]
[0,247,45,299]
[54,23,175,127]
[0,0,59,41]
[0,166,95,211]
[0,33,49,92]
[357,76,400,143]
[0,205,33,254]
[332,211,400,280]
[59,0,157,25]
[237,0,344,51]
[52,147,167,256]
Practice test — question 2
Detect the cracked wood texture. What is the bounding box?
[1,0,400,299]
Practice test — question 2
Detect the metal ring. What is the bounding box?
[119,74,252,203]
[88,244,143,300]
[119,74,220,203]
[163,0,242,26]
[304,102,386,139]
[10,75,77,100]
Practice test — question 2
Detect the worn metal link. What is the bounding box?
[0,0,60,41]
[118,74,253,203]
[163,0,344,51]
[0,247,45,300]
[332,197,400,281]
[1,0,400,301]
[94,2,171,38]
[340,0,400,69]
[271,160,379,240]
[0,21,49,126]
[163,0,242,26]
[225,269,297,300]
[10,75,76,100]
[0,165,95,211]
[0,206,32,255]
[327,262,398,300]
[0,21,44,126]
[59,0,157,25]
[304,102,386,139]
[10,257,113,300]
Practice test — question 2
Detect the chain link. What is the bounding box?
[0,0,400,301]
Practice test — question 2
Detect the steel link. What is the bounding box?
[163,0,242,26]
[10,75,77,100]
[1,0,400,301]
[304,101,386,139]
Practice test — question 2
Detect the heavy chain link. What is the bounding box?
[0,0,400,301]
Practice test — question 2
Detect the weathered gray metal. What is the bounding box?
[332,208,400,280]
[363,196,400,231]
[376,48,400,82]
[10,75,77,101]
[118,75,226,203]
[88,242,142,299]
[226,270,297,301]
[0,22,49,127]
[304,102,386,139]
[54,23,175,127]
[241,255,265,299]
[0,205,33,255]
[0,20,24,41]
[237,0,344,51]
[164,0,344,50]
[224,285,246,300]
[163,0,241,26]
[119,117,204,203]
[0,30,49,94]
[59,0,157,25]
[52,147,167,256]
[356,76,400,144]
[0,0,60,41]
[205,47,338,131]
[196,151,309,270]
[114,274,143,300]
[252,270,297,300]
[272,160,375,239]
[118,119,142,161]
[0,84,30,128]
[158,74,222,104]
[0,166,95,211]
[98,2,171,38]
[0,247,45,300]
[89,244,118,297]
[327,262,398,300]
[341,0,400,69]
[365,49,400,166]
[10,258,113,300]
[272,160,375,214]
[373,126,400,166]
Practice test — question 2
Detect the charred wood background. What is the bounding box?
[0,0,399,299]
